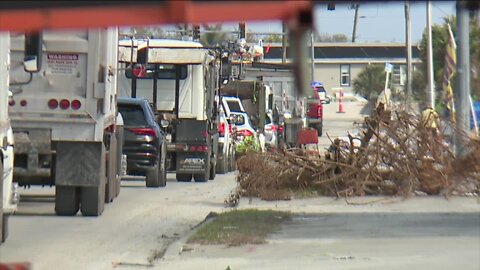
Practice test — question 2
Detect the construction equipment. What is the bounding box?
[118,38,221,182]
[9,29,122,216]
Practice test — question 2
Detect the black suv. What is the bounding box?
[117,97,167,187]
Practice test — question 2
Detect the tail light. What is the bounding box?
[48,99,58,109]
[196,145,208,152]
[71,100,81,110]
[218,122,225,136]
[127,127,157,137]
[238,129,254,137]
[265,125,277,132]
[278,125,284,133]
[59,99,70,110]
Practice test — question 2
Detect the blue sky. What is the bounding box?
[243,1,456,43]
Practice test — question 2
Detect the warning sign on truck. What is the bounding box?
[47,53,79,75]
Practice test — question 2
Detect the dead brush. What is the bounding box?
[229,109,480,202]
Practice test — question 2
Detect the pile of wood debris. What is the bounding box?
[227,108,480,203]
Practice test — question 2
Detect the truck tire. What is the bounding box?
[229,148,237,171]
[316,123,323,137]
[159,142,167,187]
[105,134,118,203]
[216,153,228,174]
[1,215,8,243]
[55,186,80,216]
[176,173,192,182]
[80,185,105,216]
[209,160,216,180]
[194,162,210,183]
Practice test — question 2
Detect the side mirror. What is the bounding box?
[24,32,43,73]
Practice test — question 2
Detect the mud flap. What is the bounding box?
[55,142,104,186]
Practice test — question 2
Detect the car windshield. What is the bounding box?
[226,100,243,113]
[118,104,148,126]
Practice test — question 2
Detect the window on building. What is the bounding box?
[392,65,406,86]
[340,64,350,86]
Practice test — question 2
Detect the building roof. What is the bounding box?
[263,43,421,62]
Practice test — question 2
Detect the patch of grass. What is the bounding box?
[187,209,291,246]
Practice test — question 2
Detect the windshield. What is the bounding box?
[125,64,188,80]
[226,100,243,113]
[117,104,148,126]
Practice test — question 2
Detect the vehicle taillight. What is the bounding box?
[189,145,196,152]
[48,99,58,109]
[59,99,70,110]
[20,100,27,107]
[278,125,284,133]
[71,99,81,110]
[218,122,225,137]
[238,129,253,137]
[265,125,277,132]
[127,127,157,137]
[196,145,208,152]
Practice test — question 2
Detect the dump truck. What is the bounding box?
[0,32,18,243]
[118,38,220,182]
[8,28,122,216]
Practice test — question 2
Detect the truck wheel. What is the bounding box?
[194,163,210,183]
[80,185,105,216]
[158,143,167,187]
[145,164,160,188]
[209,160,216,180]
[176,173,192,182]
[105,134,118,203]
[1,215,8,243]
[316,124,323,137]
[216,154,228,174]
[228,148,236,171]
[55,186,80,216]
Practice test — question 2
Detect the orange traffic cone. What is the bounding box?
[337,95,345,113]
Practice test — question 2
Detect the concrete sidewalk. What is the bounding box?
[158,196,480,270]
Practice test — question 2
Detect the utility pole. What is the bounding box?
[455,1,471,157]
[282,22,287,64]
[352,3,359,42]
[426,1,435,108]
[405,1,412,102]
[311,30,315,82]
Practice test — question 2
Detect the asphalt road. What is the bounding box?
[0,173,238,269]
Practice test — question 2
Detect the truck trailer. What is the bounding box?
[8,29,122,216]
[0,32,18,243]
[118,39,221,182]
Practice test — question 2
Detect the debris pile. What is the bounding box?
[229,109,480,202]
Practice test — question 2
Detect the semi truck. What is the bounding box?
[118,39,221,182]
[8,28,122,216]
[0,32,18,243]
